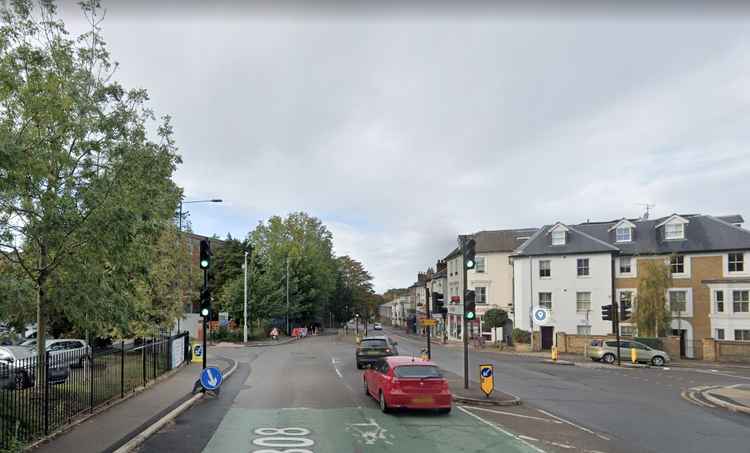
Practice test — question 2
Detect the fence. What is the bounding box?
[0,332,189,450]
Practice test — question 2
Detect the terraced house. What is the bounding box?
[512,213,750,357]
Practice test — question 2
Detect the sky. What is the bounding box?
[57,1,750,292]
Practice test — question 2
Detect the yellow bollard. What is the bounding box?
[631,347,637,364]
[551,346,558,361]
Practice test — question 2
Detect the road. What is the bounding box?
[138,330,750,453]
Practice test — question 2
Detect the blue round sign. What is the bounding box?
[481,367,493,378]
[200,366,223,391]
[534,309,548,322]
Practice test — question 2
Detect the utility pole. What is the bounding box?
[286,256,290,336]
[243,250,248,344]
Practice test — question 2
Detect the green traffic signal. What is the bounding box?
[466,311,475,320]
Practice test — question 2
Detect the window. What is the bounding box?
[475,256,486,273]
[576,292,591,313]
[735,330,750,341]
[538,292,552,309]
[729,253,744,272]
[476,287,487,304]
[393,365,442,378]
[539,260,551,278]
[665,223,685,240]
[551,230,565,246]
[716,329,725,340]
[620,325,635,337]
[669,291,687,313]
[670,255,684,274]
[716,290,724,313]
[733,290,749,313]
[577,325,591,335]
[619,256,632,274]
[577,258,589,276]
[616,227,632,242]
[620,290,633,307]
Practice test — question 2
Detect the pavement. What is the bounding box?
[703,384,750,414]
[30,354,233,453]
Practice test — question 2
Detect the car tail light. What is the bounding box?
[391,378,400,387]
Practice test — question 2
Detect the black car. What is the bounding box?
[355,336,399,369]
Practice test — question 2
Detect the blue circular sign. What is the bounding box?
[481,367,493,378]
[200,366,223,391]
[534,309,548,322]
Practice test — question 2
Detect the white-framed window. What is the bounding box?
[669,290,687,313]
[735,329,750,341]
[733,290,749,313]
[551,230,565,246]
[577,258,589,277]
[729,253,745,273]
[539,260,551,278]
[620,325,635,337]
[476,256,486,273]
[619,290,633,306]
[716,290,724,313]
[670,255,684,274]
[616,227,632,242]
[538,292,552,309]
[476,287,487,304]
[577,325,591,335]
[619,256,632,274]
[716,329,725,340]
[576,292,591,313]
[665,223,685,240]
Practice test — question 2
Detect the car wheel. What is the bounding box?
[602,353,615,364]
[651,356,665,367]
[356,362,362,370]
[14,371,28,390]
[437,407,451,415]
[379,391,389,413]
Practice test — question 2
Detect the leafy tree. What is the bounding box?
[483,308,508,329]
[0,1,181,367]
[633,258,672,337]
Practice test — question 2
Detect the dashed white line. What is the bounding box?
[537,409,610,441]
[465,405,563,423]
[335,368,343,379]
[458,406,546,453]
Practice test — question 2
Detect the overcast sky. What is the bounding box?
[59,1,750,292]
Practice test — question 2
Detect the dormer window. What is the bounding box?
[665,223,685,240]
[551,230,565,246]
[615,227,632,242]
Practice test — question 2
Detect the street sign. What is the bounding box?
[200,366,223,391]
[420,319,438,326]
[191,343,203,363]
[219,311,229,327]
[533,307,550,325]
[479,364,494,397]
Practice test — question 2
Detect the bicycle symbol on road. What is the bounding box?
[346,418,394,446]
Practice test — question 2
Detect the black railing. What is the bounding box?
[0,332,189,450]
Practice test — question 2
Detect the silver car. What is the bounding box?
[0,346,69,389]
[589,339,670,366]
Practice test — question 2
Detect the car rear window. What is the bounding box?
[360,339,387,348]
[393,365,443,378]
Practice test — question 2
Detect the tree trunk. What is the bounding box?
[36,249,49,389]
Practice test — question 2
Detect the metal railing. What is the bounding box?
[0,332,189,450]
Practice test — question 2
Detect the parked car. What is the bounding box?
[363,356,452,413]
[589,339,670,366]
[356,336,399,369]
[0,346,69,389]
[20,339,91,368]
[373,323,383,331]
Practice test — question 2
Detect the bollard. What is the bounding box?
[631,347,637,364]
[551,346,558,361]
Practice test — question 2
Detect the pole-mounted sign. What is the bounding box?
[479,364,494,397]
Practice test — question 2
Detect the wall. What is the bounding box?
[703,338,750,363]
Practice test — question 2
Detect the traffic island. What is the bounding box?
[703,384,750,415]
[543,359,575,366]
[443,371,522,407]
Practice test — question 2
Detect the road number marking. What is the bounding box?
[252,427,314,453]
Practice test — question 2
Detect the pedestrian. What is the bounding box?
[270,327,279,341]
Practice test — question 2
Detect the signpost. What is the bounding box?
[420,319,438,327]
[479,364,494,397]
[200,366,223,393]
[191,343,203,363]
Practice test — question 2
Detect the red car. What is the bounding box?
[363,356,452,414]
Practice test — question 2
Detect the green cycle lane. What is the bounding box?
[201,406,540,453]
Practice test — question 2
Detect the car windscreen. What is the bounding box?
[360,339,388,349]
[393,365,443,378]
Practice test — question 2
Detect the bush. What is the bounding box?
[512,328,531,344]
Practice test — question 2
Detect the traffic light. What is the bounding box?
[465,290,476,321]
[601,304,613,321]
[200,287,211,318]
[199,239,211,270]
[432,291,445,314]
[463,238,476,270]
[620,300,632,321]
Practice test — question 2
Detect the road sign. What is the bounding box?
[200,366,223,391]
[533,307,550,325]
[479,364,494,397]
[420,319,438,326]
[219,311,229,327]
[192,343,203,363]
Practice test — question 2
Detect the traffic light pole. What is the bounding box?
[202,269,207,370]
[426,288,431,360]
[462,239,469,390]
[611,258,621,367]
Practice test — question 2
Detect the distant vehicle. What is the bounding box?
[356,336,398,369]
[363,356,452,414]
[373,323,383,330]
[0,346,69,389]
[589,339,670,366]
[20,339,91,368]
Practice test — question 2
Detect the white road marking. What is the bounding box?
[335,368,343,379]
[519,435,539,442]
[537,409,610,441]
[465,405,563,423]
[458,406,546,453]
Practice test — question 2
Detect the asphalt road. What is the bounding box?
[384,327,750,453]
[138,336,540,453]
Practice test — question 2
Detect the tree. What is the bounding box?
[483,308,508,329]
[633,258,673,337]
[0,1,181,368]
